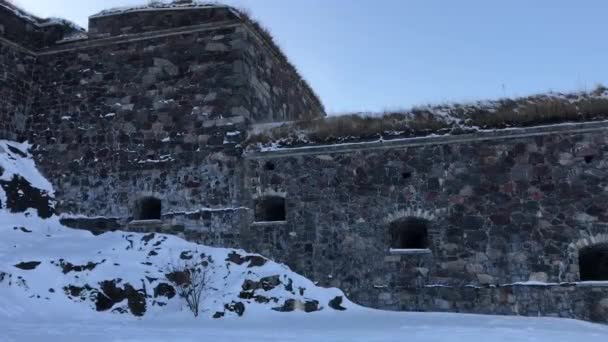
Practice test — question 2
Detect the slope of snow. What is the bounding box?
[0,211,349,319]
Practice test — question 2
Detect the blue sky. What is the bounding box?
[13,0,608,114]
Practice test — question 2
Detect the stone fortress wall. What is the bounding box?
[0,0,323,247]
[1,0,607,323]
[245,122,608,322]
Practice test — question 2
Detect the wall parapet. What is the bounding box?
[0,0,84,49]
[245,120,608,159]
[88,5,239,39]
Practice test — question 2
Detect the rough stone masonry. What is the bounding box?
[1,0,607,323]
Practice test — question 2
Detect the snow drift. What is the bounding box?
[0,140,350,319]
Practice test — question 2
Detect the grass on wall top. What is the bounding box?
[246,85,608,149]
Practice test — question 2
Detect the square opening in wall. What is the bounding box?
[134,197,162,221]
[254,196,286,222]
[389,217,429,250]
[579,243,608,281]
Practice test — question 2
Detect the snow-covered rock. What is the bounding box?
[90,1,228,19]
[0,140,350,319]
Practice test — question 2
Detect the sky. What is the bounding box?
[11,0,608,114]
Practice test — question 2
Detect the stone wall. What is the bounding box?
[0,4,323,224]
[28,23,251,218]
[60,206,249,249]
[0,41,34,141]
[239,24,324,122]
[393,284,608,323]
[244,122,608,322]
[3,1,608,324]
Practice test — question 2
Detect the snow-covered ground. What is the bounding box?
[1,140,608,341]
[2,310,608,342]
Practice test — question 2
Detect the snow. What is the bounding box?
[389,248,432,254]
[165,207,249,215]
[90,1,227,19]
[0,140,54,194]
[56,32,89,44]
[1,309,607,342]
[0,210,348,314]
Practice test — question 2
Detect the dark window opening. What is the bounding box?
[265,161,276,171]
[402,172,412,179]
[390,217,429,249]
[579,243,608,281]
[134,197,162,221]
[255,196,286,222]
[585,155,594,164]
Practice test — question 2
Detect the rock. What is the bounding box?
[64,285,91,298]
[141,233,155,243]
[434,299,451,310]
[124,284,146,317]
[528,272,548,283]
[226,252,267,268]
[58,260,101,274]
[304,300,319,313]
[95,280,147,316]
[0,176,54,218]
[14,261,41,270]
[96,280,125,312]
[477,274,495,285]
[165,270,190,287]
[205,42,228,52]
[272,299,296,312]
[591,298,608,323]
[226,252,244,265]
[153,283,176,299]
[153,58,179,76]
[179,251,193,260]
[231,106,250,116]
[224,301,245,316]
[246,255,267,268]
[329,296,347,311]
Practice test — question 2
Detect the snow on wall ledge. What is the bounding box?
[0,141,350,319]
[89,1,229,18]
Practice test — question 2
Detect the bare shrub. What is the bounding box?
[166,257,211,318]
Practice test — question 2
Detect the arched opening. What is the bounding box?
[134,197,162,221]
[390,217,429,249]
[255,196,286,222]
[579,243,608,281]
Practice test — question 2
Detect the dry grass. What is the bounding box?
[468,94,608,128]
[247,86,608,148]
[247,112,451,146]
